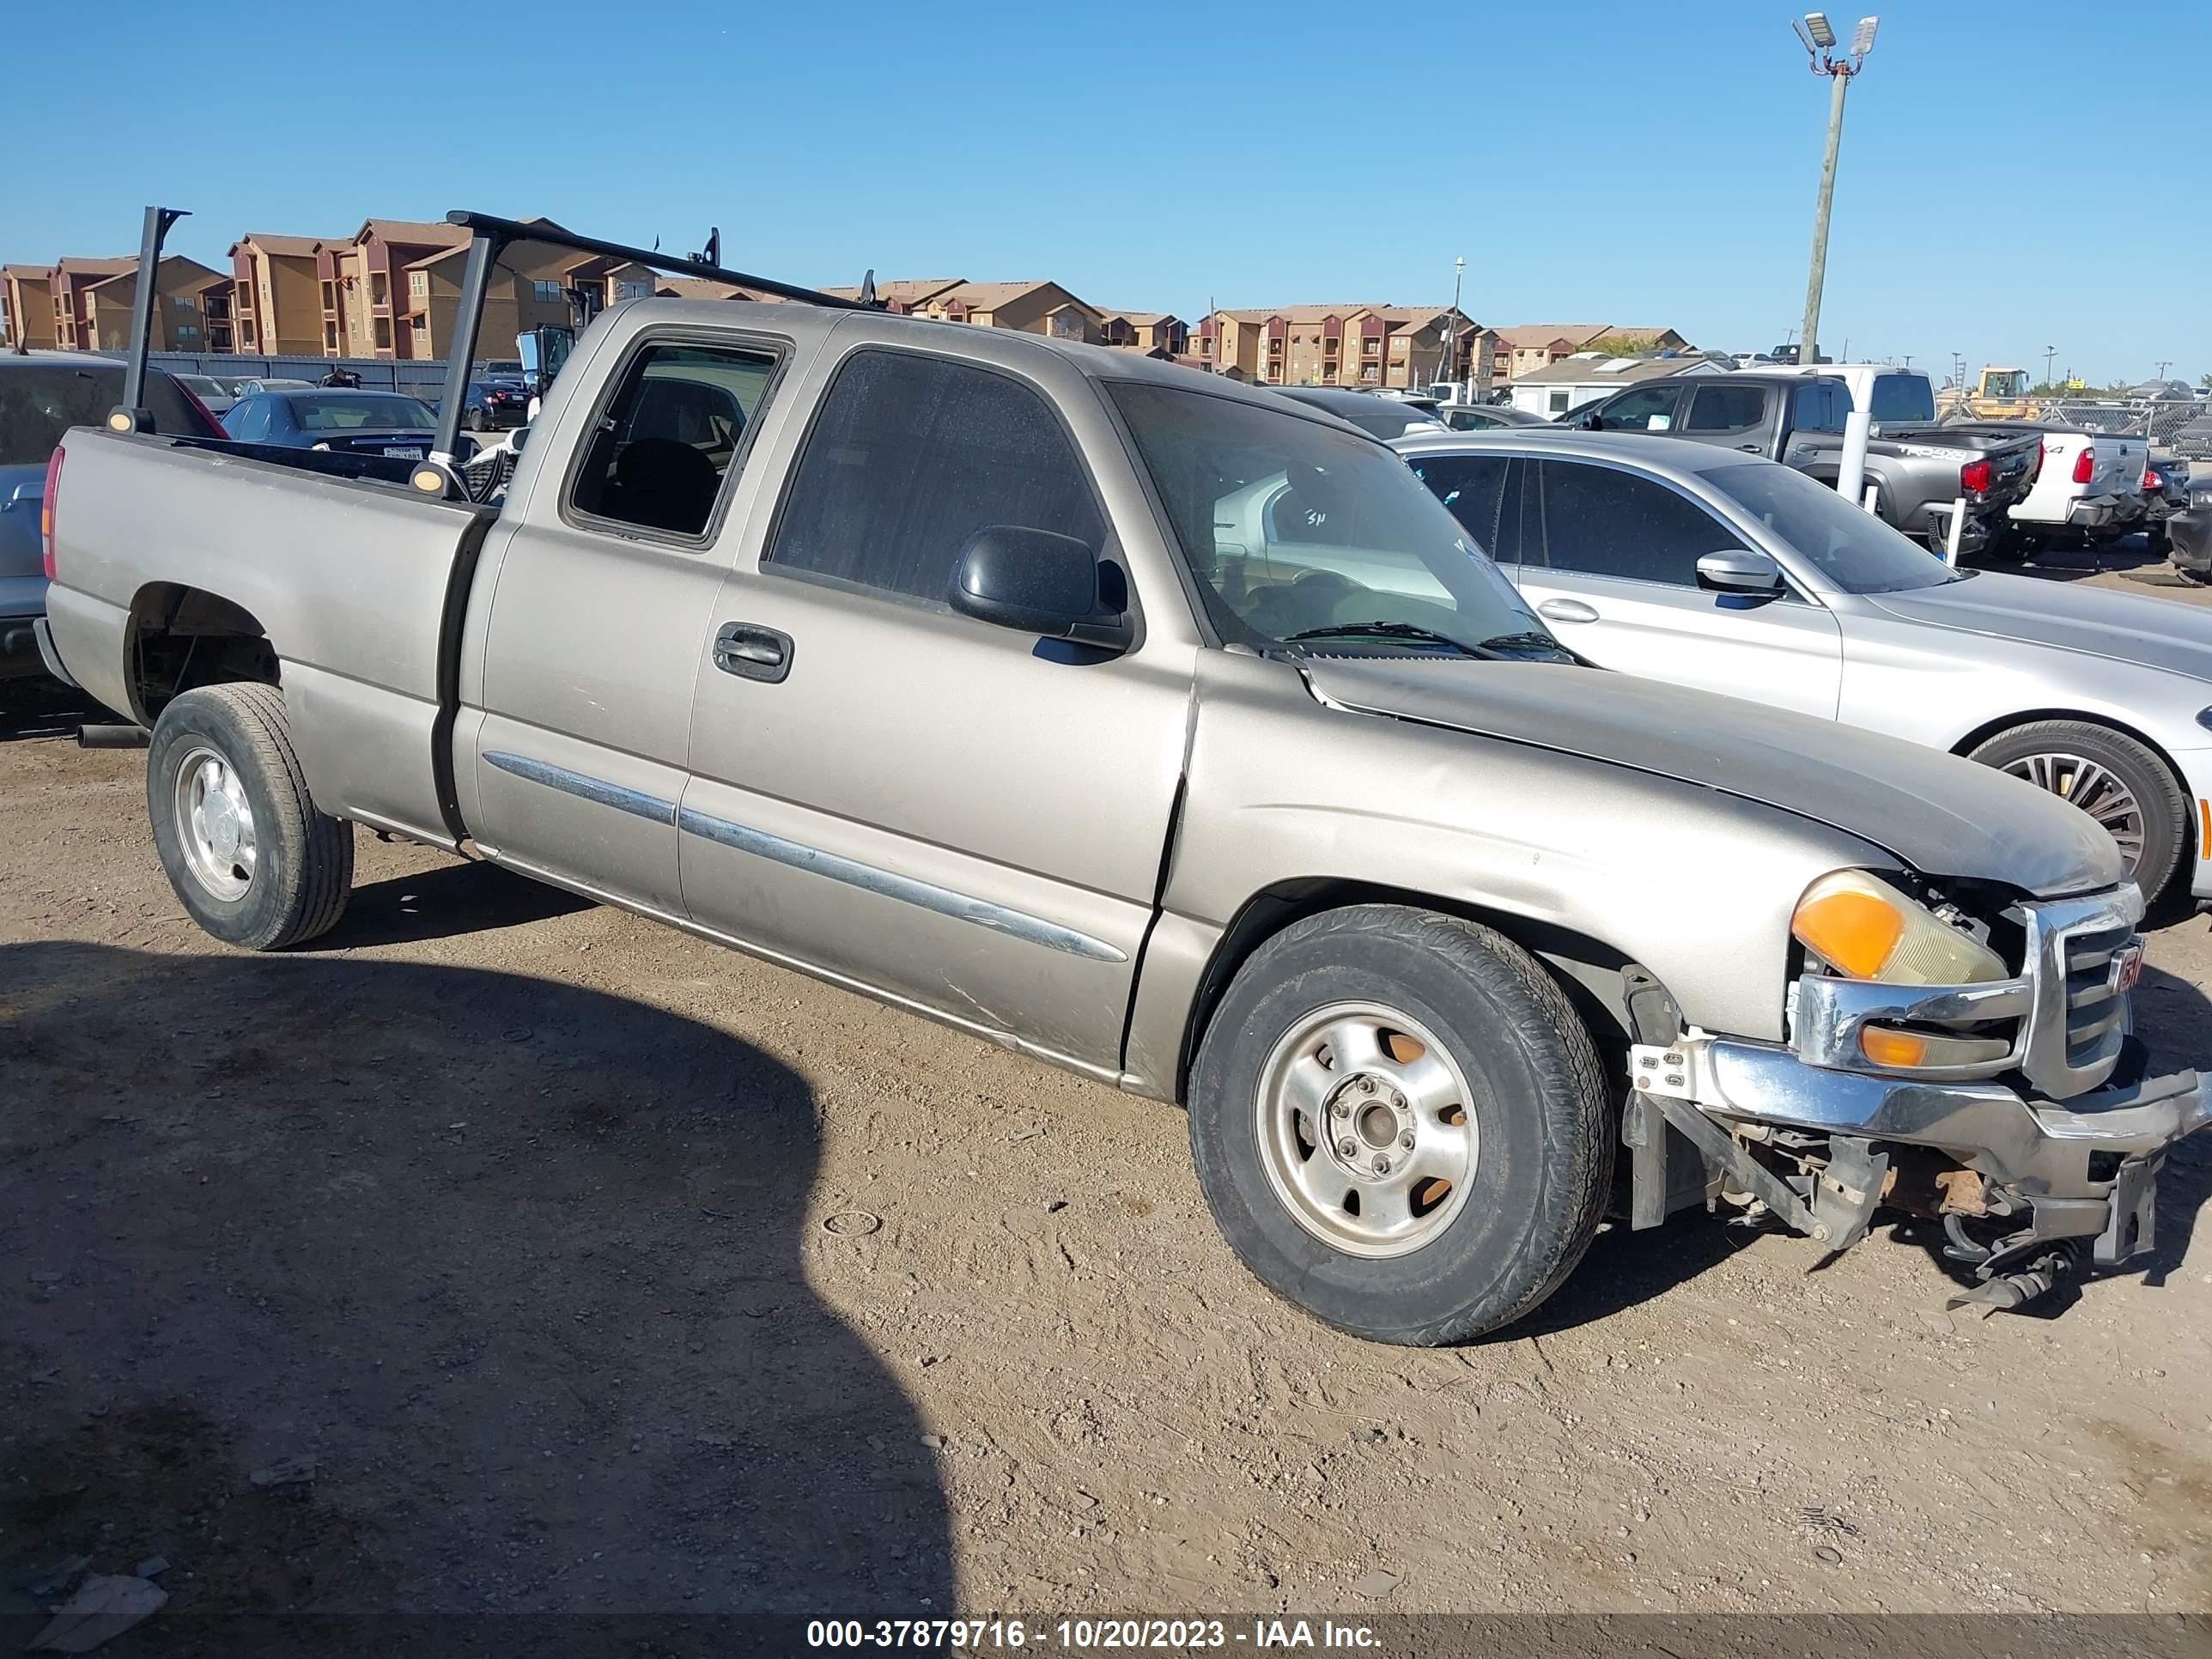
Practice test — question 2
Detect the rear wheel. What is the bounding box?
[1969,720,2186,899]
[1188,904,1613,1346]
[467,406,488,432]
[147,684,353,950]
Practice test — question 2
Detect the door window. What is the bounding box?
[1790,380,1848,434]
[1683,384,1770,434]
[767,349,1105,606]
[1405,453,1513,560]
[1534,459,1743,585]
[568,340,777,538]
[1590,386,1682,432]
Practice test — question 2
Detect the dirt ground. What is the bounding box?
[2,542,2209,1645]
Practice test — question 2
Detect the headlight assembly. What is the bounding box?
[1791,869,2008,986]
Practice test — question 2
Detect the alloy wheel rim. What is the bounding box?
[173,745,258,901]
[1254,1001,1478,1259]
[2002,750,2144,874]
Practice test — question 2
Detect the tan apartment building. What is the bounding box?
[316,219,471,358]
[399,241,586,362]
[230,233,336,355]
[70,256,225,352]
[819,277,963,313]
[1097,311,1189,356]
[910,281,1103,341]
[2,265,56,349]
[1481,323,1691,384]
[1196,305,1476,389]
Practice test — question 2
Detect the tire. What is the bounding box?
[1968,720,2186,900]
[1188,903,1613,1346]
[467,407,488,432]
[147,683,353,951]
[2147,523,2172,558]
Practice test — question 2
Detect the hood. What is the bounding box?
[1868,570,2212,684]
[1302,657,2120,900]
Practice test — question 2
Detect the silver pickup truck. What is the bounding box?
[39,216,2209,1343]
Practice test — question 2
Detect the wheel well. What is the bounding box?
[1952,707,2199,866]
[127,583,278,726]
[1172,878,1641,1105]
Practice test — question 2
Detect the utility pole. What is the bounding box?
[1792,14,1879,368]
[2043,344,2057,391]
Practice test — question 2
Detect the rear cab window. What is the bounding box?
[568,339,779,539]
[764,347,1107,608]
[1869,374,1936,424]
[0,365,203,465]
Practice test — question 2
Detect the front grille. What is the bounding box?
[2016,889,2142,1098]
[2062,919,2134,1073]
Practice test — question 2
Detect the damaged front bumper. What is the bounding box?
[1628,1036,2206,1269]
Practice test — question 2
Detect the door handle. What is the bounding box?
[1738,442,1764,453]
[713,622,793,684]
[1537,598,1599,624]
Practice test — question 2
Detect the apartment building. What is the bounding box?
[1195,305,1476,389]
[2,265,55,348]
[315,219,471,358]
[30,255,222,352]
[229,233,336,355]
[398,241,586,361]
[1481,323,1691,384]
[1097,311,1189,356]
[819,278,963,313]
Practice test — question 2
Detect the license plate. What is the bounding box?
[2113,943,2144,994]
[383,447,423,459]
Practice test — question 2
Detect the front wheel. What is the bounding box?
[1969,720,2187,899]
[1188,904,1613,1346]
[148,684,353,950]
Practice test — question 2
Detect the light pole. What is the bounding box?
[2043,345,2057,391]
[1449,255,1466,388]
[1792,13,1879,366]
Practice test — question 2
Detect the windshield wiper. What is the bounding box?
[1472,630,1572,658]
[1280,621,1500,658]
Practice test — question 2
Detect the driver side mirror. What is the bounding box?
[950,526,1132,652]
[1696,549,1785,594]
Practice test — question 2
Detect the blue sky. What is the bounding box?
[16,1,2208,385]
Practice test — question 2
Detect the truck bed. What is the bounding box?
[42,430,493,846]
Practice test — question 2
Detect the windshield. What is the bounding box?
[1985,370,2031,398]
[1703,459,1962,595]
[1108,381,1566,659]
[289,393,437,431]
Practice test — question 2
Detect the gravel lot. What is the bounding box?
[2,541,2208,1644]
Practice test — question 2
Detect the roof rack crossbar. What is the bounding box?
[441,211,869,313]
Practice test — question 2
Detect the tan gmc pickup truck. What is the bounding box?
[39,215,2208,1342]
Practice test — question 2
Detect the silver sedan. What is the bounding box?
[1393,428,2212,900]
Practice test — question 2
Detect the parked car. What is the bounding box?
[2,351,224,683]
[2166,471,2212,581]
[42,280,2205,1341]
[221,388,442,459]
[1397,427,2212,900]
[229,378,315,396]
[2143,458,2191,556]
[462,378,532,431]
[1560,372,2042,559]
[174,374,237,415]
[1438,403,1553,432]
[1270,386,1447,441]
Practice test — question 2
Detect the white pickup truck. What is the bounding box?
[2005,428,2150,547]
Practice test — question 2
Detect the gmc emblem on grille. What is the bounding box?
[2112,944,2144,994]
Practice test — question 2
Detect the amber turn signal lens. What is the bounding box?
[1793,885,1906,979]
[1859,1026,1928,1068]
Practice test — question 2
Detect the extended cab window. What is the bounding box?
[1791,380,1847,434]
[1589,386,1681,432]
[1534,459,1742,585]
[569,341,775,538]
[1683,385,1768,434]
[767,349,1104,605]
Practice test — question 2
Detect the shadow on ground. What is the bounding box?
[0,941,952,1650]
[313,860,595,950]
[0,680,106,743]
